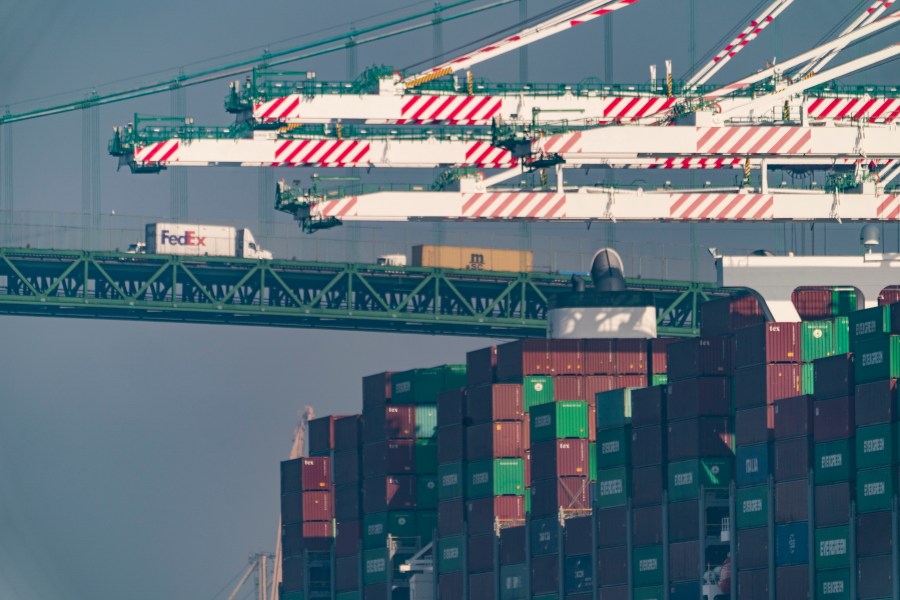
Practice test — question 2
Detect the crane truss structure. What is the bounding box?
[0,247,725,337]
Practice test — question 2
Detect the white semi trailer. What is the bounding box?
[138,223,273,259]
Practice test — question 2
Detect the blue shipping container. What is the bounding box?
[669,580,701,600]
[530,515,559,556]
[564,555,594,594]
[776,522,809,566]
[736,443,771,486]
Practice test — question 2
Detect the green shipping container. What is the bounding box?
[596,467,629,508]
[651,374,668,386]
[363,512,418,549]
[281,593,304,600]
[832,289,857,316]
[815,525,850,570]
[415,405,438,438]
[595,388,633,430]
[854,335,900,384]
[815,440,854,483]
[802,320,839,362]
[597,427,630,469]
[415,438,438,473]
[437,462,464,500]
[855,423,896,469]
[589,442,597,480]
[437,536,464,572]
[442,364,467,390]
[417,475,438,509]
[632,545,664,587]
[667,458,733,502]
[802,362,815,395]
[391,365,466,404]
[530,401,589,442]
[417,510,437,544]
[833,316,850,353]
[525,487,531,514]
[736,485,768,529]
[816,569,851,600]
[499,563,528,600]
[524,375,554,411]
[633,586,665,600]
[856,466,896,513]
[363,548,389,584]
[849,305,891,348]
[466,458,526,498]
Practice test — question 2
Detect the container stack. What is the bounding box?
[499,525,527,600]
[333,415,363,600]
[280,455,334,600]
[850,305,898,600]
[792,287,858,320]
[436,384,466,600]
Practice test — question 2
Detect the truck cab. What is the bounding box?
[238,229,273,260]
[126,242,147,254]
[377,254,407,267]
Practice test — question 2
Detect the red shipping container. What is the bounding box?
[532,554,560,595]
[438,423,464,463]
[301,490,333,521]
[335,519,361,557]
[334,449,360,485]
[385,405,416,439]
[309,416,343,456]
[631,465,664,507]
[614,339,647,375]
[362,475,415,513]
[564,515,594,556]
[667,417,734,460]
[531,438,591,480]
[733,363,804,410]
[700,294,764,337]
[774,437,812,481]
[814,353,854,401]
[616,374,649,389]
[439,573,464,598]
[588,404,597,443]
[773,395,814,439]
[467,345,497,388]
[734,322,801,367]
[584,339,615,375]
[466,421,526,460]
[334,415,361,451]
[362,372,392,410]
[467,496,525,535]
[596,546,628,586]
[880,287,900,305]
[335,555,359,592]
[667,336,733,381]
[631,425,665,466]
[467,384,524,423]
[666,377,731,420]
[554,375,641,402]
[775,479,808,523]
[301,520,333,540]
[530,476,591,516]
[736,527,769,570]
[497,339,551,381]
[649,338,677,375]
[385,440,415,473]
[632,504,664,546]
[858,554,894,599]
[735,405,774,445]
[437,388,466,427]
[555,375,590,401]
[668,500,701,542]
[438,498,465,536]
[792,287,833,320]
[776,565,808,600]
[334,482,361,520]
[298,457,332,491]
[468,570,496,600]
[631,385,667,427]
[596,506,628,548]
[500,526,527,565]
[855,379,898,426]
[857,510,893,557]
[815,482,851,526]
[548,338,585,375]
[467,533,496,572]
[813,396,855,442]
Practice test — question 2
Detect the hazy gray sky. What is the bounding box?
[0,1,897,599]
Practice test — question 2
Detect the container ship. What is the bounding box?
[277,285,900,600]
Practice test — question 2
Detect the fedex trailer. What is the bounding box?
[144,223,273,259]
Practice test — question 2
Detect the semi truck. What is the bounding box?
[131,223,273,259]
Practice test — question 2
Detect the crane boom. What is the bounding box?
[402,0,639,87]
[686,0,794,89]
[797,0,895,78]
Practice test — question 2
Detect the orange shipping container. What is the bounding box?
[411,245,533,272]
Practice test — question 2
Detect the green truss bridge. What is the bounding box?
[0,248,731,337]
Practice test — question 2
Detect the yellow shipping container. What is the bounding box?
[411,245,533,272]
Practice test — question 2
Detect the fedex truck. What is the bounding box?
[143,223,273,259]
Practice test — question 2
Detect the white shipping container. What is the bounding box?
[146,223,236,257]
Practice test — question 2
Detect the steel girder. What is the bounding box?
[0,248,725,337]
